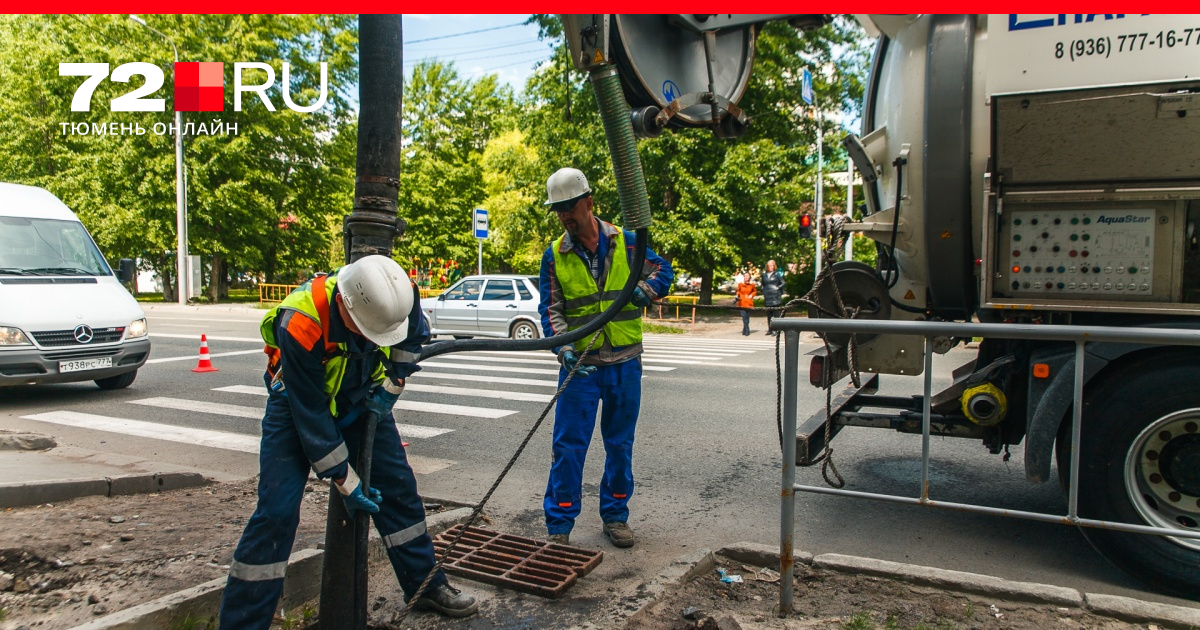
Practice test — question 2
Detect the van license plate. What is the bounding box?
[59,357,113,373]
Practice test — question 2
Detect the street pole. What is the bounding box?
[129,15,187,305]
[845,159,854,262]
[323,15,404,630]
[814,120,823,276]
[477,238,483,275]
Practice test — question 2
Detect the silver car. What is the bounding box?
[420,274,542,340]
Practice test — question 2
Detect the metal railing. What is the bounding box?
[258,283,300,305]
[774,317,1200,614]
[419,288,444,299]
[644,295,699,332]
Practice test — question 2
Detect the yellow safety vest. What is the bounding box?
[260,272,389,417]
[552,230,642,353]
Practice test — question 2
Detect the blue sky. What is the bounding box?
[402,15,554,93]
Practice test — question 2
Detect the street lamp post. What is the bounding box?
[130,15,188,305]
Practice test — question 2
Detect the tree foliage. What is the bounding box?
[0,15,872,303]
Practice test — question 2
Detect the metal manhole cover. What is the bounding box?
[432,525,603,598]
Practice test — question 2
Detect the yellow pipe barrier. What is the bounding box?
[642,295,699,332]
[259,283,300,305]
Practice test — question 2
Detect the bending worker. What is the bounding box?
[538,167,674,548]
[219,255,477,628]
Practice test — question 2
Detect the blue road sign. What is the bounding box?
[473,208,489,239]
[801,68,813,105]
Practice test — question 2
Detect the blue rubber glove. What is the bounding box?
[334,467,382,518]
[559,348,597,376]
[365,384,400,418]
[631,287,652,308]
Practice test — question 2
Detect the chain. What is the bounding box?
[724,250,857,489]
[391,330,604,626]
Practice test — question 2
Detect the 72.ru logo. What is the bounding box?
[59,61,328,113]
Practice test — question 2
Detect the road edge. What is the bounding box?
[0,472,210,508]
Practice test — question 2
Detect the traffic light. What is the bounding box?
[798,213,813,238]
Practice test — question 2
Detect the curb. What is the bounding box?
[624,549,716,626]
[0,472,209,508]
[812,553,1082,607]
[69,504,475,629]
[711,542,1200,628]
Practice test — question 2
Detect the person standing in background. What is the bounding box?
[760,260,785,336]
[736,275,757,336]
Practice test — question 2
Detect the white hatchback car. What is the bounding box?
[420,274,542,340]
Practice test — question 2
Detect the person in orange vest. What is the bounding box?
[736,275,757,336]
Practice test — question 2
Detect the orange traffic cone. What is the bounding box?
[192,334,219,373]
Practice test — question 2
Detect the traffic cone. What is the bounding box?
[192,334,219,373]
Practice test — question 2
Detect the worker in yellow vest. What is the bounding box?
[219,255,476,628]
[538,168,674,548]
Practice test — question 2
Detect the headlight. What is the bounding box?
[0,327,31,346]
[127,318,148,338]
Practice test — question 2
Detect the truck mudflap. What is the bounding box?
[797,373,879,466]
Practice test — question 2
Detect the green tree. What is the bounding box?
[0,14,358,298]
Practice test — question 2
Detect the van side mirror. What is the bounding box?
[117,258,135,284]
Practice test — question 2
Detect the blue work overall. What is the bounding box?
[218,385,445,630]
[544,357,642,534]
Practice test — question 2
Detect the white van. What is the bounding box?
[0,183,150,388]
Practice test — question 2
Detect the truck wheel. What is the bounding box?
[95,370,138,390]
[1061,354,1200,597]
[510,321,538,340]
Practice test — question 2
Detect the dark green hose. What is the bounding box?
[589,66,652,230]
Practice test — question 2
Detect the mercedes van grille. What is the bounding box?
[32,327,124,347]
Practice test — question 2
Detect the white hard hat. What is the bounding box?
[545,167,592,206]
[336,255,414,347]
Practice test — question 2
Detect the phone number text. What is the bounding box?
[1055,29,1200,61]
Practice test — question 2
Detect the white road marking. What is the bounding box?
[146,350,263,364]
[149,333,263,343]
[22,410,259,452]
[421,360,673,374]
[213,385,268,395]
[215,383,552,405]
[130,397,261,418]
[403,383,554,403]
[408,372,560,387]
[440,353,707,366]
[418,361,559,376]
[395,400,516,419]
[20,410,454,474]
[642,344,757,354]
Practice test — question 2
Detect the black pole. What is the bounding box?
[319,14,403,630]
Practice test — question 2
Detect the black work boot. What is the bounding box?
[602,521,635,548]
[413,583,478,618]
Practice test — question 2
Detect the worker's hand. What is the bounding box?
[631,287,652,308]
[559,348,596,376]
[333,467,382,518]
[365,384,400,418]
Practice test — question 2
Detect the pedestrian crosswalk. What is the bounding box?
[20,334,775,474]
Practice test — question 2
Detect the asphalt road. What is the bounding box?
[1,303,1194,611]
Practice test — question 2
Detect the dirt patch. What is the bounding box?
[0,477,449,629]
[629,555,1138,630]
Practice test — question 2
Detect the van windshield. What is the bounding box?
[0,217,111,276]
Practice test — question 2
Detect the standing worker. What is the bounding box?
[760,260,785,335]
[538,168,673,548]
[218,255,477,629]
